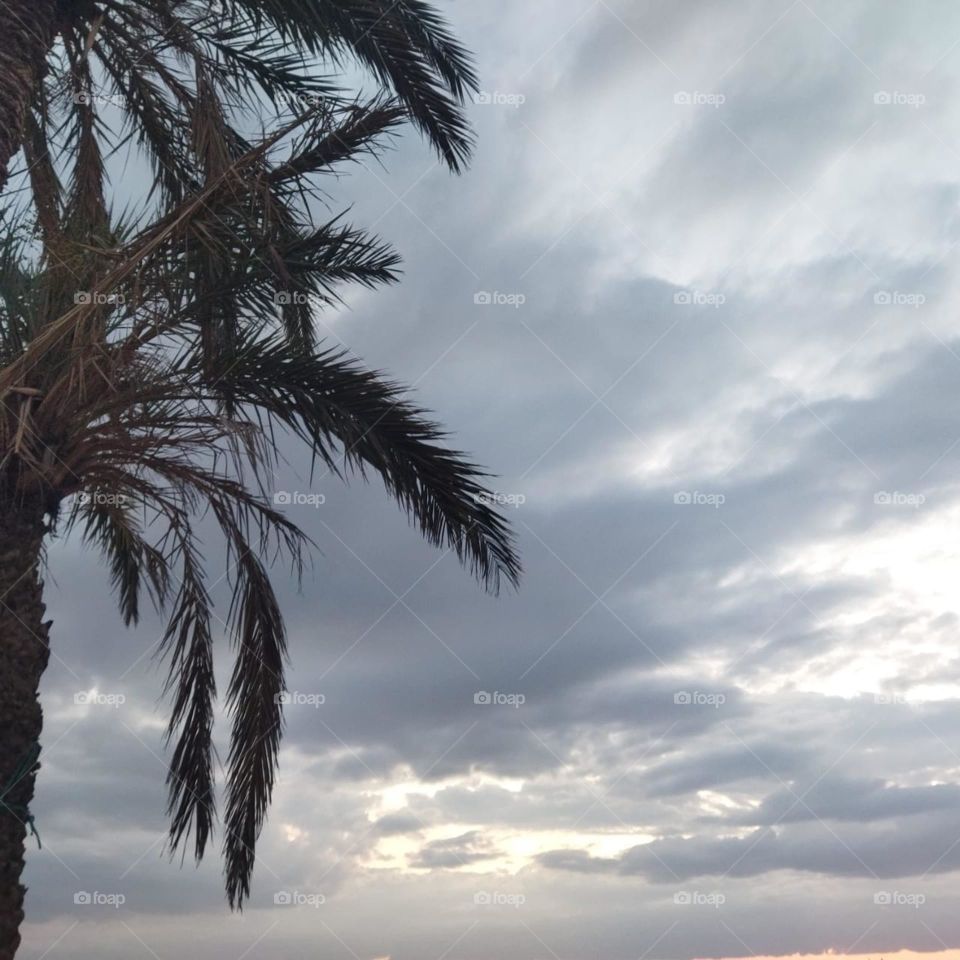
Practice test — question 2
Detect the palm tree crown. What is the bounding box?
[0,0,478,193]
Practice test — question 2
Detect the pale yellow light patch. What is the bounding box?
[366,834,421,871]
[357,769,656,876]
[282,824,307,844]
[365,824,655,876]
[501,828,652,863]
[666,655,729,684]
[365,771,526,826]
[473,772,525,793]
[373,778,442,815]
[696,789,757,818]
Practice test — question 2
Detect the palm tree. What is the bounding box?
[0,0,477,195]
[0,4,518,956]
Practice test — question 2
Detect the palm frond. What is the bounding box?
[219,516,287,909]
[162,536,217,863]
[197,332,521,591]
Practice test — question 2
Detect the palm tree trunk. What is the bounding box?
[0,0,60,196]
[0,507,50,960]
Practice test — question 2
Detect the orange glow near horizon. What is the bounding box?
[709,952,960,960]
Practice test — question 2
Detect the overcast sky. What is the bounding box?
[19,1,960,958]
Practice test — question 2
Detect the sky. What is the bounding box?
[17,0,960,957]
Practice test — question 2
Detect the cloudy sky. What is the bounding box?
[19,1,960,957]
